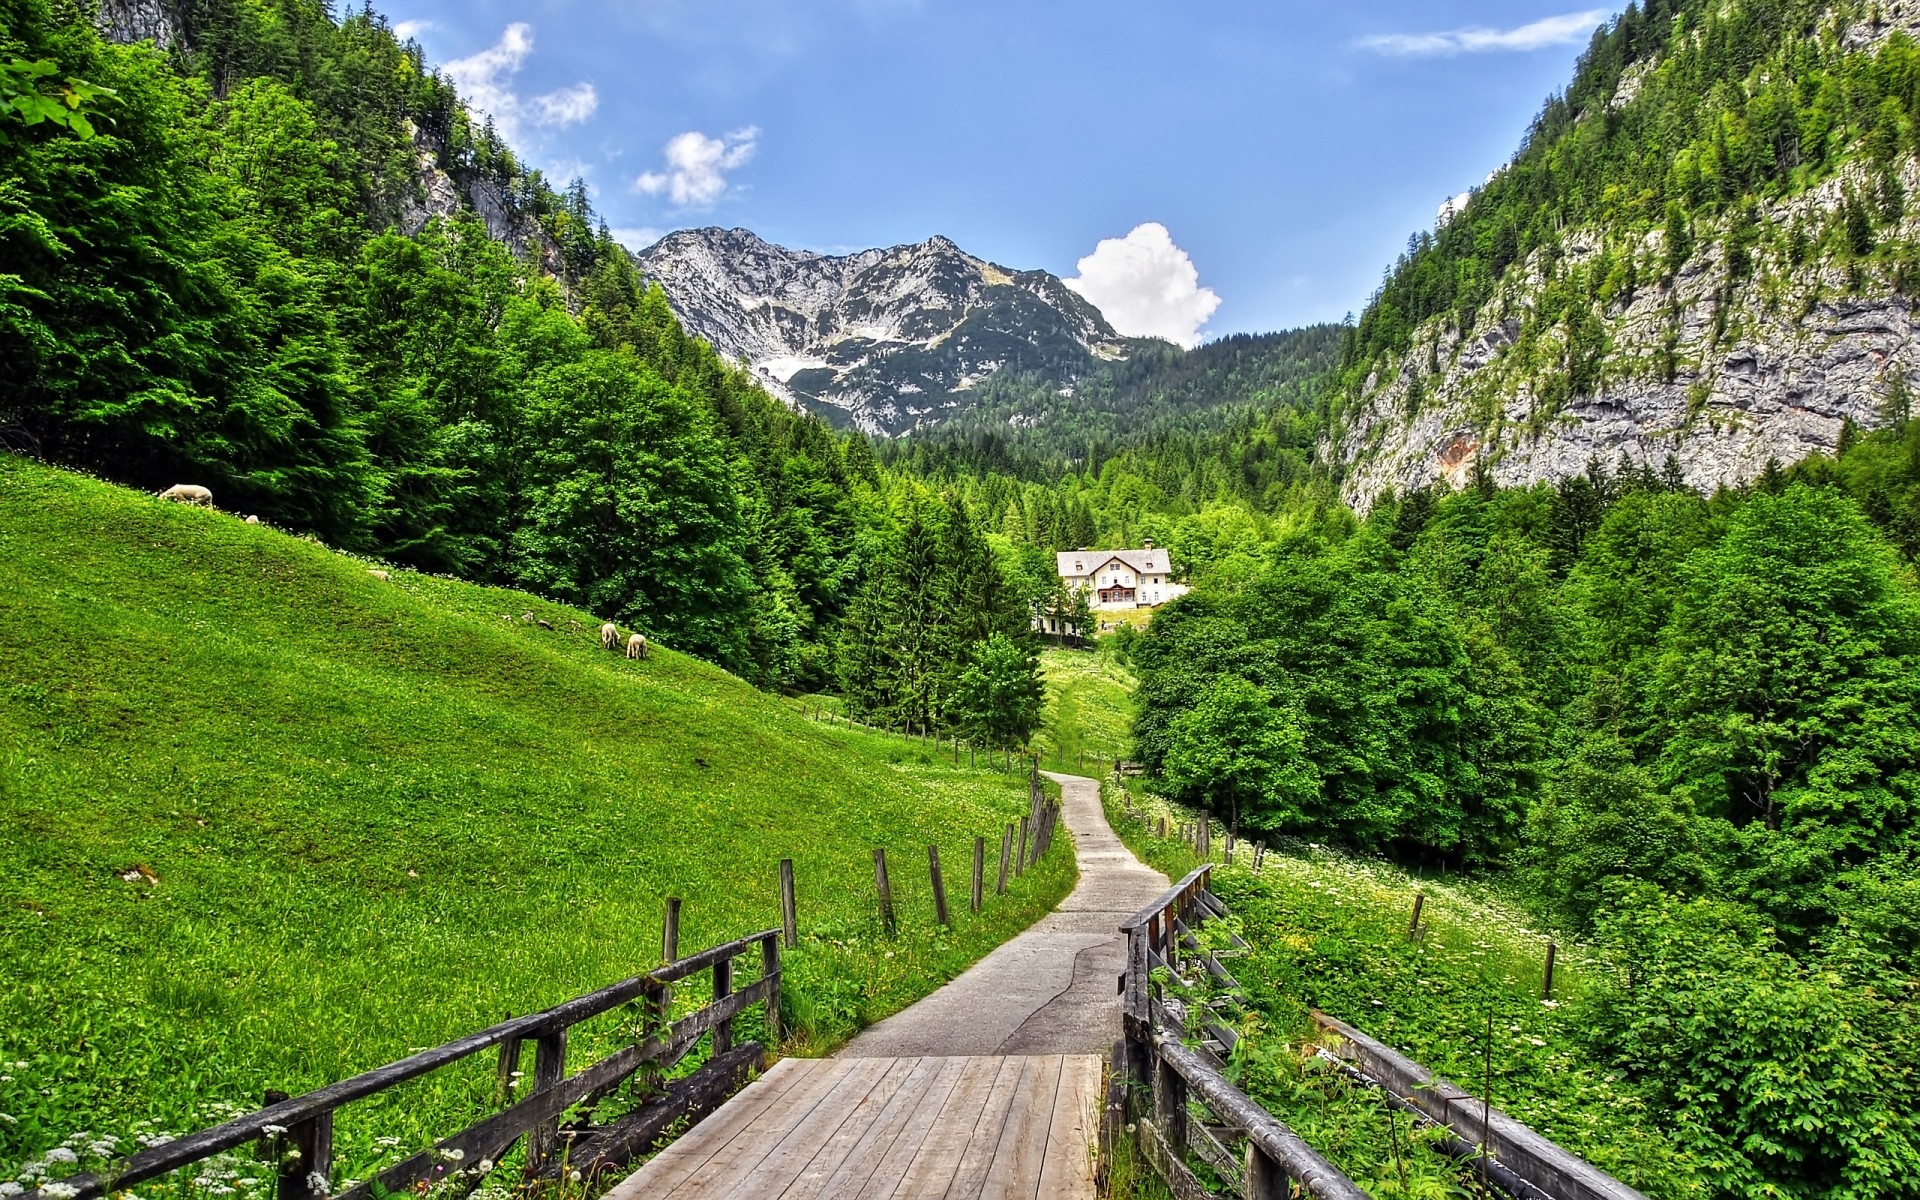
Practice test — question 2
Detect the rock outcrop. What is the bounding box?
[1330,158,1920,512]
[634,228,1138,434]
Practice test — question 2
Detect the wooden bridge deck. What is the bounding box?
[605,1055,1101,1200]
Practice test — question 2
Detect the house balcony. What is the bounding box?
[1098,586,1136,605]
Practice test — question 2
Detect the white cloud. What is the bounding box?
[392,19,433,42]
[635,128,759,209]
[609,226,667,251]
[442,24,598,149]
[1357,9,1609,56]
[1438,190,1473,224]
[1063,223,1221,349]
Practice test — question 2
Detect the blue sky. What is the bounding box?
[388,1,1620,340]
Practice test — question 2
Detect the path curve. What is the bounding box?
[837,773,1167,1058]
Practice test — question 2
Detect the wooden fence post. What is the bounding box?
[525,1028,567,1173]
[712,957,734,1054]
[779,859,798,950]
[1245,1143,1285,1200]
[971,836,985,913]
[1154,1053,1188,1156]
[1543,941,1557,1000]
[761,935,782,1048]
[1409,893,1425,941]
[929,844,951,927]
[874,848,897,937]
[267,1092,333,1200]
[997,824,1013,894]
[1016,816,1030,876]
[494,1037,522,1104]
[663,896,682,964]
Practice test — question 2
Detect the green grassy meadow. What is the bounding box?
[1032,645,1136,771]
[1104,787,1699,1195]
[0,457,1074,1185]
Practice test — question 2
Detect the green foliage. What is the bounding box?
[950,633,1045,748]
[1160,675,1316,830]
[0,56,112,137]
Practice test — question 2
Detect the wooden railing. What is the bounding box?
[22,930,783,1200]
[1116,863,1647,1200]
[1118,866,1367,1200]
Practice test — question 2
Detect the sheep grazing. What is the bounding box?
[158,484,213,506]
[536,619,553,631]
[626,633,649,661]
[367,569,390,582]
[244,515,261,526]
[600,622,620,652]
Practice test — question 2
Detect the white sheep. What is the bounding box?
[600,622,620,652]
[367,569,390,582]
[626,633,648,661]
[244,515,261,526]
[158,484,213,506]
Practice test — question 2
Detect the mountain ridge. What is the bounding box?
[633,226,1147,435]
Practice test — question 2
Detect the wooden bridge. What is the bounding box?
[606,1054,1100,1199]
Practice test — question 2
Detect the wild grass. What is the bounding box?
[0,457,1075,1193]
[1103,785,1700,1196]
[1032,645,1136,771]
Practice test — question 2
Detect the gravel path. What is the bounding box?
[837,772,1168,1058]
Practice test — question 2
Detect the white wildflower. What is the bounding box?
[237,1181,259,1190]
[45,1149,78,1165]
[566,1171,581,1184]
[0,1184,21,1197]
[260,1125,287,1138]
[41,1186,79,1200]
[374,1138,401,1149]
[474,1161,493,1175]
[303,1172,329,1196]
[1527,1037,1546,1047]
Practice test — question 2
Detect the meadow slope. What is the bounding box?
[0,457,1072,1175]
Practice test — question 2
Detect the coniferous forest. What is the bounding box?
[10,0,1920,1192]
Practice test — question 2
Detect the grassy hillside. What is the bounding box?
[1104,788,1699,1194]
[1032,645,1136,771]
[0,457,1072,1176]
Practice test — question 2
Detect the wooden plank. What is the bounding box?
[603,1059,808,1200]
[797,1058,962,1200]
[938,1058,1028,1200]
[881,1057,1004,1197]
[778,1058,926,1200]
[848,1058,976,1200]
[1035,1056,1101,1199]
[660,1059,858,1198]
[720,1058,898,1197]
[977,1056,1064,1200]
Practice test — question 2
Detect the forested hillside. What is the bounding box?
[1331,0,1920,505]
[1130,425,1920,1193]
[0,0,1055,724]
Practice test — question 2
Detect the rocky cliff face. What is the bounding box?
[95,0,177,48]
[634,228,1138,435]
[1330,158,1920,513]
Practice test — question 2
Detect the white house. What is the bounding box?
[1055,540,1188,611]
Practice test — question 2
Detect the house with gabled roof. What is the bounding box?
[1055,539,1188,611]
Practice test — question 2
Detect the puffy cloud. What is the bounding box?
[636,128,759,209]
[1063,223,1220,348]
[392,19,433,42]
[1357,9,1609,56]
[1438,190,1472,224]
[442,24,598,149]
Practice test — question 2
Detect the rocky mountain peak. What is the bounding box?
[633,228,1136,435]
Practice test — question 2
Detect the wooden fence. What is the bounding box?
[1113,865,1648,1200]
[19,930,782,1200]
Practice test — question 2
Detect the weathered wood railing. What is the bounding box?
[1116,861,1648,1200]
[1119,866,1368,1200]
[21,929,783,1200]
